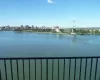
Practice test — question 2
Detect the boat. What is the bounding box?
[71,32,76,35]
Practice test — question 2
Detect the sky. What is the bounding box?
[0,0,100,27]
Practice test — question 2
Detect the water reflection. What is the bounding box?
[71,35,88,45]
[55,34,65,39]
[72,35,77,43]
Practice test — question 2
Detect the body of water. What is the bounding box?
[0,31,100,57]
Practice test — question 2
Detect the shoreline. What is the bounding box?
[1,30,100,35]
[21,30,72,35]
[18,30,100,35]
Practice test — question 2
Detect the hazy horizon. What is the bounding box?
[0,0,100,27]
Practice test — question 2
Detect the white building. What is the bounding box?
[55,28,61,32]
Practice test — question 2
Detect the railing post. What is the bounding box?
[0,69,2,80]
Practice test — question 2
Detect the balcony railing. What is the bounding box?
[0,56,100,80]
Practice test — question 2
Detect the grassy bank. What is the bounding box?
[13,30,100,35]
[22,30,70,35]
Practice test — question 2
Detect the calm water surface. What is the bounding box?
[0,31,100,57]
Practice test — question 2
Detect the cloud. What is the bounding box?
[47,0,55,3]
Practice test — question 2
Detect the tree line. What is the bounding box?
[1,25,100,35]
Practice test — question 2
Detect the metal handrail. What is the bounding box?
[0,56,100,59]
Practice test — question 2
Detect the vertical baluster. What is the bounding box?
[79,59,82,80]
[4,60,7,80]
[29,59,30,80]
[0,69,2,80]
[58,59,59,80]
[74,59,76,80]
[35,59,36,80]
[10,59,13,80]
[63,59,65,80]
[16,60,19,80]
[22,60,25,80]
[52,59,54,80]
[41,59,42,80]
[89,58,93,80]
[69,59,71,80]
[94,58,98,80]
[46,59,48,80]
[84,58,87,80]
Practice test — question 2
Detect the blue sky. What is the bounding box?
[0,0,100,27]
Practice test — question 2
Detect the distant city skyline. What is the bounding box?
[0,0,100,27]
